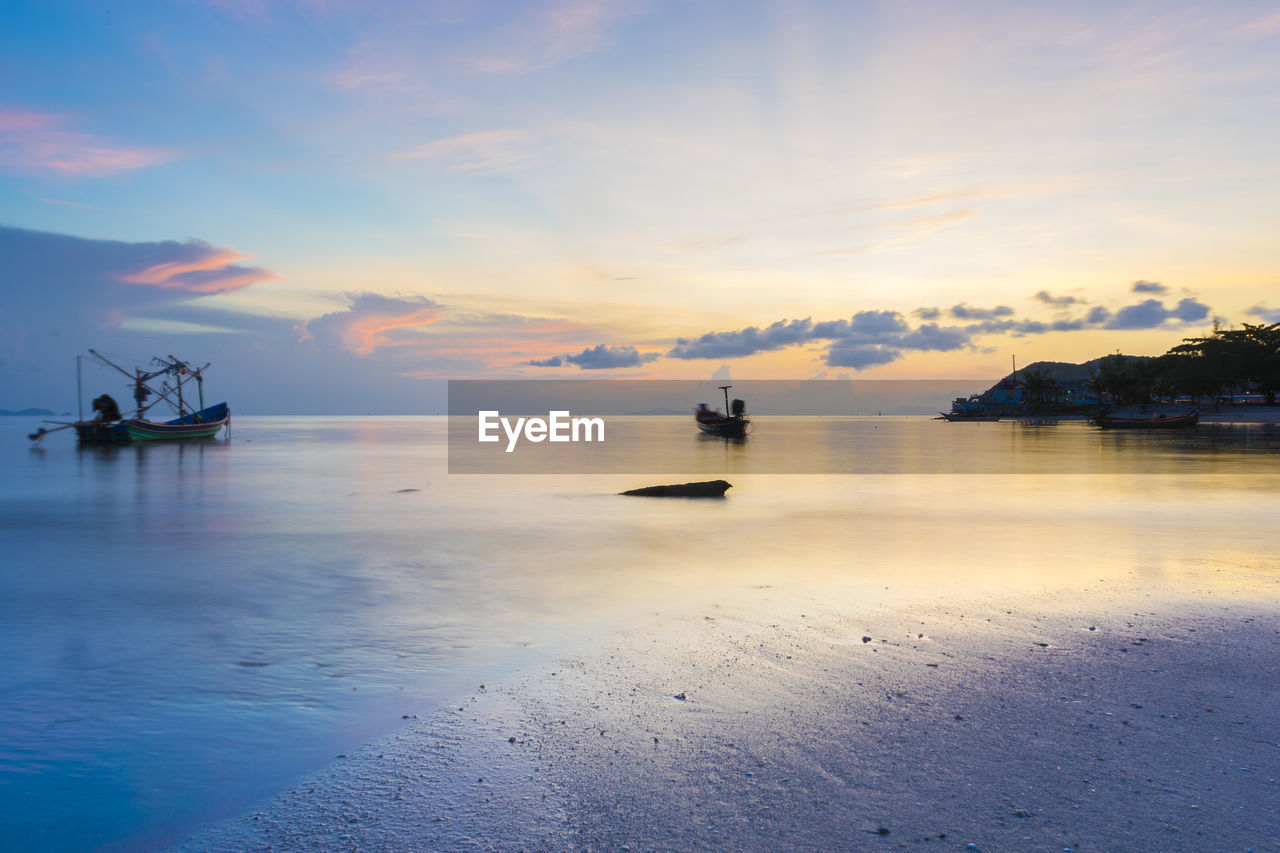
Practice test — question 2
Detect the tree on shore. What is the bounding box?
[1020,366,1052,406]
[1089,354,1150,404]
[1163,322,1280,404]
[977,324,1280,411]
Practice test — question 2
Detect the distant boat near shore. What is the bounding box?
[1090,410,1199,429]
[937,411,1000,422]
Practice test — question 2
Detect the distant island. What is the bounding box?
[951,322,1280,416]
[0,408,63,416]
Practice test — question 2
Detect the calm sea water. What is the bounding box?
[2,415,1279,851]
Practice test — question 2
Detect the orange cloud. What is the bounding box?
[343,305,445,355]
[119,250,245,286]
[394,316,617,374]
[115,245,279,295]
[300,293,447,356]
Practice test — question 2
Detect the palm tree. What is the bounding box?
[1090,354,1131,404]
[1020,366,1053,408]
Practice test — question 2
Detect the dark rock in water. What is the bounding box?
[620,480,731,497]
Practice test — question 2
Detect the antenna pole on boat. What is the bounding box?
[89,349,181,420]
[719,385,732,416]
[76,355,83,422]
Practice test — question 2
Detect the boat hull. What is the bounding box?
[127,419,227,441]
[939,412,1000,422]
[77,403,230,443]
[73,422,132,443]
[696,416,748,437]
[1091,412,1198,429]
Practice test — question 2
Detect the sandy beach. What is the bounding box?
[177,579,1280,852]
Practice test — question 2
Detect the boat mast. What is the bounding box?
[89,350,174,419]
[719,385,732,416]
[76,355,83,422]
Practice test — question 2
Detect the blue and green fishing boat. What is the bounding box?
[29,351,230,444]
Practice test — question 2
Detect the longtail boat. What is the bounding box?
[938,411,1000,422]
[126,402,230,441]
[1090,410,1198,429]
[695,385,749,437]
[29,352,230,444]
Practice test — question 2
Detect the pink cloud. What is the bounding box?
[0,107,177,177]
[298,295,617,368]
[300,293,447,356]
[0,111,61,133]
[115,246,279,295]
[343,306,445,355]
[391,129,532,173]
[396,316,621,374]
[468,0,626,74]
[1234,10,1280,37]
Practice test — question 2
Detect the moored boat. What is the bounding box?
[30,352,230,444]
[939,394,999,421]
[695,385,749,437]
[1090,410,1198,429]
[938,411,1000,422]
[125,402,231,441]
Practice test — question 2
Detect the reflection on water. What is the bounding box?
[1,415,1279,851]
[450,414,1280,474]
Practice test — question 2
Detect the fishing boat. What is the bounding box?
[938,394,999,421]
[29,351,230,444]
[695,385,749,437]
[1090,410,1198,429]
[937,411,1001,422]
[126,402,230,441]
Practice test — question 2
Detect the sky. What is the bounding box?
[1,0,1278,413]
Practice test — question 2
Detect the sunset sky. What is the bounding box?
[2,0,1278,412]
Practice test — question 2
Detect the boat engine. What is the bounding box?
[731,398,745,417]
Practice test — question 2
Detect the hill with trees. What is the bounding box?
[978,322,1280,411]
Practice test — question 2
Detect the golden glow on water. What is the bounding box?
[436,414,1280,620]
[434,416,1280,622]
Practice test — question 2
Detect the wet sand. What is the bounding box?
[176,583,1280,852]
